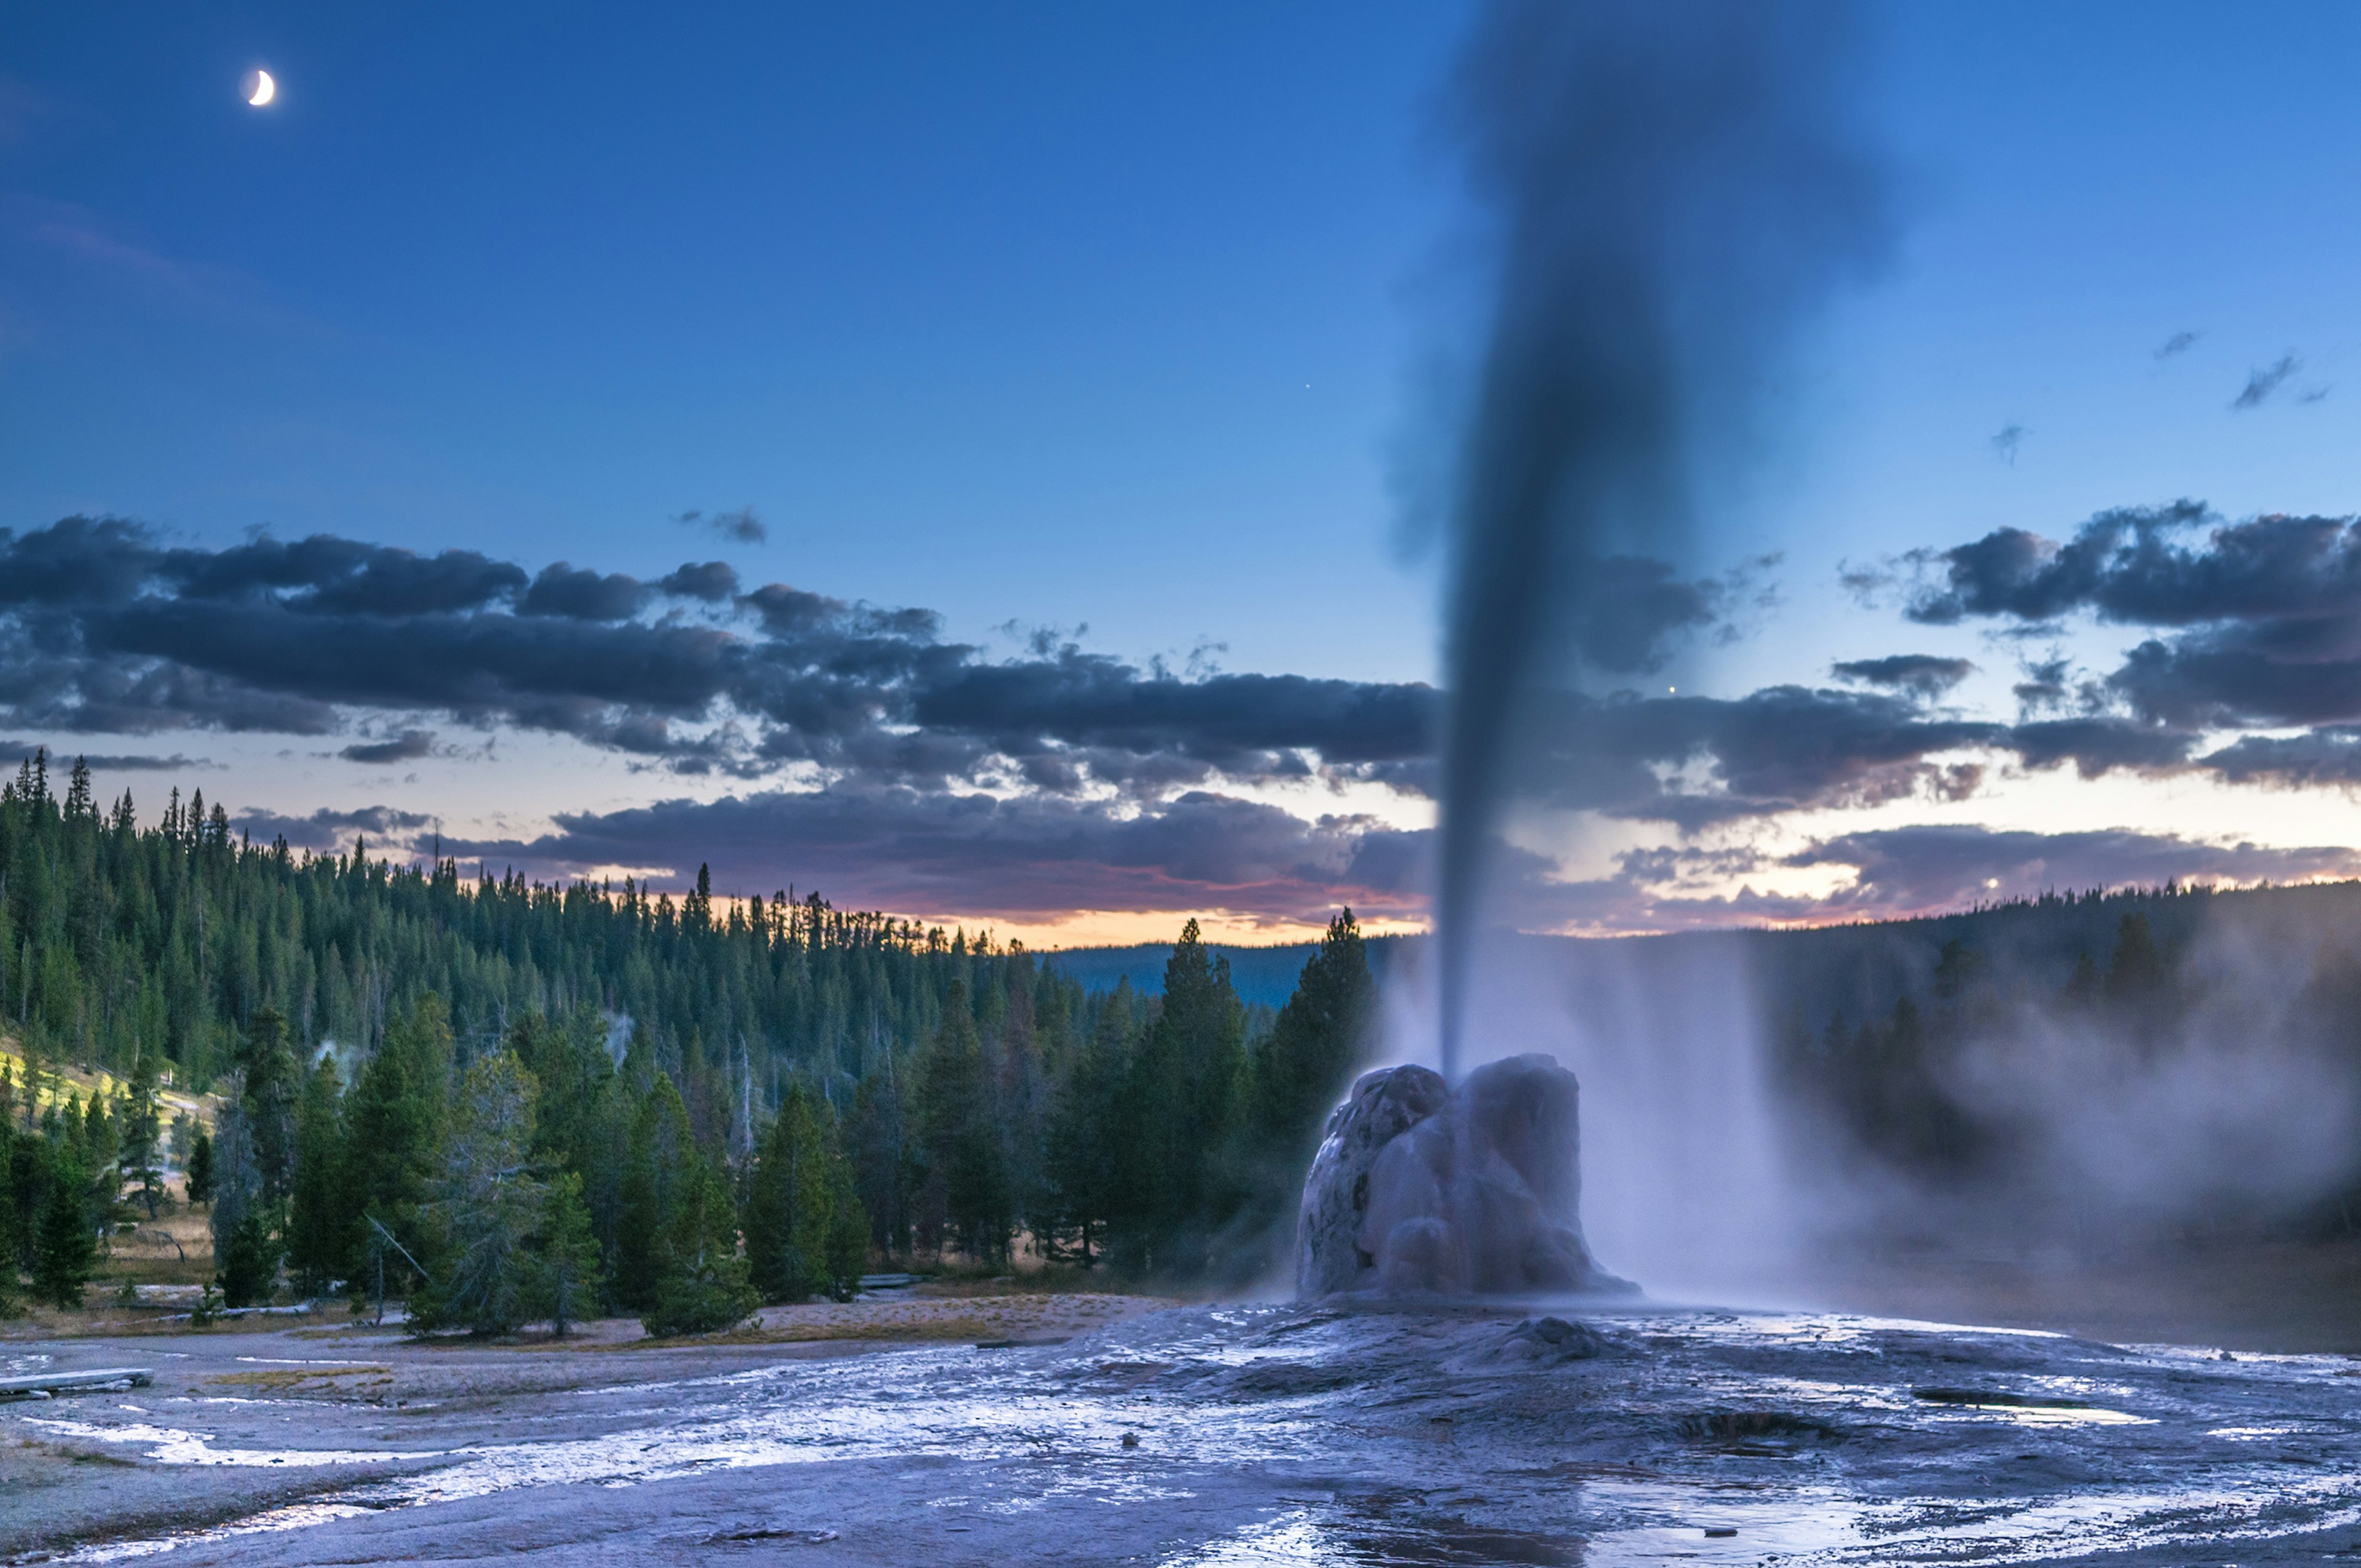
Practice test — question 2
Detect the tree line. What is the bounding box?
[1778,904,2361,1234]
[0,751,1378,1323]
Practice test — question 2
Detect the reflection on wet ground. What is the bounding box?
[9,1301,2361,1564]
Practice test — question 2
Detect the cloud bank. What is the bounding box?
[8,502,2361,931]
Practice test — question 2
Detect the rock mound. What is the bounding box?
[1294,1053,1643,1294]
[1295,1054,1634,1298]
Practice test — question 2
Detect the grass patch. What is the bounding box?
[205,1366,392,1392]
[622,1315,1011,1350]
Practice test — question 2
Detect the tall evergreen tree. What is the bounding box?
[644,1147,756,1338]
[34,1149,97,1310]
[285,1058,348,1293]
[184,1129,215,1208]
[1252,909,1375,1152]
[744,1082,866,1302]
[1111,920,1246,1275]
[914,979,1011,1264]
[414,1051,545,1335]
[0,1117,19,1317]
[209,1105,280,1306]
[232,1009,301,1206]
[535,1171,603,1336]
[341,996,453,1290]
[615,1072,697,1313]
[848,1067,911,1259]
[1045,980,1133,1266]
[117,1046,167,1220]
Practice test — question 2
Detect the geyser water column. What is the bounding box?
[1427,0,1890,1080]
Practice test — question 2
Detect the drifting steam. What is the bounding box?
[1431,0,1890,1076]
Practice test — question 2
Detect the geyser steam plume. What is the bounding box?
[1432,0,1889,1078]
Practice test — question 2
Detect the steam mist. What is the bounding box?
[1431,0,1889,1077]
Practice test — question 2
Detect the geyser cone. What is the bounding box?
[1296,1052,1633,1297]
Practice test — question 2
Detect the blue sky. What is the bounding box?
[1,4,1460,679]
[4,3,2360,942]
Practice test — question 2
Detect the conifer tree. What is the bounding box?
[117,1047,167,1220]
[81,1096,119,1207]
[1110,920,1246,1274]
[342,997,453,1291]
[0,1116,19,1316]
[210,1109,281,1306]
[415,1052,545,1334]
[914,979,1011,1264]
[1252,909,1375,1154]
[745,1082,867,1302]
[617,1074,682,1310]
[286,1058,348,1293]
[34,1150,97,1309]
[184,1130,216,1208]
[643,1148,756,1337]
[848,1068,911,1259]
[823,1155,867,1299]
[1045,980,1133,1266]
[63,756,92,821]
[232,1009,301,1205]
[534,1171,603,1335]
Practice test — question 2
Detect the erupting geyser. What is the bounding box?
[1295,1054,1633,1297]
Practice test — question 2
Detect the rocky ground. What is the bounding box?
[7,1285,2361,1565]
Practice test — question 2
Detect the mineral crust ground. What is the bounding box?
[7,1284,2361,1566]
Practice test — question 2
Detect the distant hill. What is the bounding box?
[1044,940,1396,1011]
[1048,881,2361,1025]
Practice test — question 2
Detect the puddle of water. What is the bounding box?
[1978,1405,2149,1427]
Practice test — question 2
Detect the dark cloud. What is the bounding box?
[1908,502,2215,625]
[30,503,2361,936]
[2011,656,2072,717]
[2156,330,2200,360]
[520,564,649,621]
[2004,717,2194,777]
[234,803,435,853]
[0,515,157,605]
[658,561,738,601]
[1835,558,1895,607]
[0,516,1435,799]
[2104,635,2361,731]
[1,514,2272,861]
[2232,353,2300,411]
[441,786,1432,928]
[1990,424,2025,465]
[1911,503,2361,734]
[1831,653,1974,696]
[2199,727,2361,789]
[1787,824,2361,918]
[339,730,435,765]
[1511,685,1999,827]
[0,741,212,772]
[0,517,534,618]
[674,507,767,545]
[907,654,1435,778]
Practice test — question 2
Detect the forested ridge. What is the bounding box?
[0,751,1378,1326]
[15,735,2357,1328]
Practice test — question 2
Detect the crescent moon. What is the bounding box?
[245,69,276,107]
